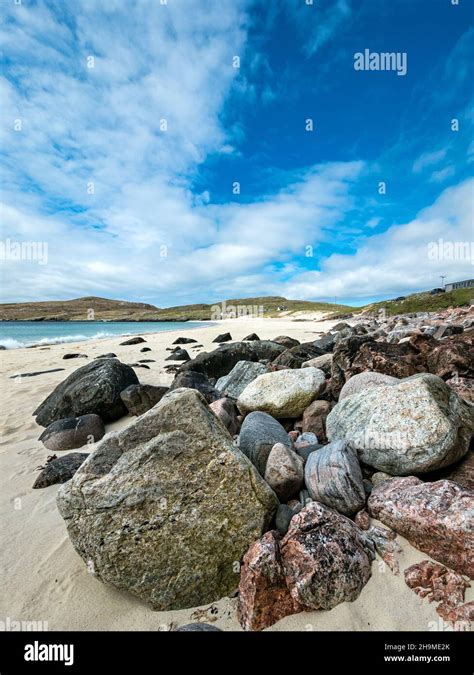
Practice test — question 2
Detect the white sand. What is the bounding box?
[0,316,470,631]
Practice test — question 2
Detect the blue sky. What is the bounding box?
[0,0,473,307]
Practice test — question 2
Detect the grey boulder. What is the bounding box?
[57,388,278,610]
[264,443,304,502]
[327,373,474,475]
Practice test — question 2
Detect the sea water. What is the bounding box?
[0,321,208,349]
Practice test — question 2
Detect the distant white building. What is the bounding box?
[445,278,474,291]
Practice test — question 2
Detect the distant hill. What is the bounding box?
[0,295,353,321]
[354,287,473,317]
[1,287,470,322]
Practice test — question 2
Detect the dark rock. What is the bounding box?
[120,336,146,345]
[140,347,152,353]
[178,341,285,380]
[271,343,326,369]
[294,443,320,463]
[127,363,150,369]
[239,411,290,476]
[212,332,232,343]
[169,370,222,403]
[434,324,464,339]
[120,384,169,416]
[275,504,295,536]
[331,335,425,397]
[10,368,65,379]
[243,333,260,341]
[63,353,88,360]
[34,359,139,427]
[312,334,337,352]
[425,333,474,379]
[271,336,300,349]
[39,414,105,451]
[172,337,198,344]
[175,623,222,632]
[368,477,474,577]
[165,348,190,362]
[95,353,117,359]
[138,359,155,363]
[33,453,88,488]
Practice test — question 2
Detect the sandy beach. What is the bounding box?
[1,315,470,632]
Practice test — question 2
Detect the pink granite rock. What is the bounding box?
[280,501,375,610]
[237,531,303,631]
[368,477,474,577]
[209,397,240,435]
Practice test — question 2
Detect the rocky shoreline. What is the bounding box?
[5,308,474,631]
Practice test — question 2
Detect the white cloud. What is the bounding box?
[282,178,474,302]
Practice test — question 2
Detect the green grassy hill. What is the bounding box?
[356,287,473,317]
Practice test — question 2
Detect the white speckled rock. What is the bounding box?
[339,371,399,401]
[237,367,326,418]
[327,373,474,475]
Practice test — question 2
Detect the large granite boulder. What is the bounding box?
[368,477,474,577]
[178,341,285,380]
[216,361,267,399]
[34,359,139,427]
[237,367,326,419]
[326,373,474,475]
[339,371,399,401]
[239,411,290,476]
[304,440,366,515]
[39,414,105,451]
[302,353,333,376]
[57,389,278,610]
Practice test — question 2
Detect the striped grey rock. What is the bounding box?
[216,360,267,399]
[57,388,277,610]
[327,373,474,475]
[304,440,366,515]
